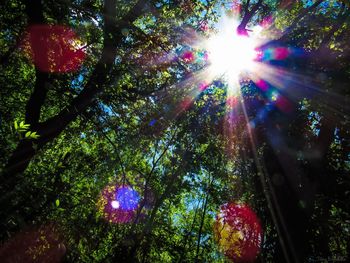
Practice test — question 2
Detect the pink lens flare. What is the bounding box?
[260,15,274,28]
[226,96,239,110]
[255,79,269,91]
[274,47,290,60]
[261,47,291,61]
[199,21,209,32]
[182,51,195,63]
[199,81,209,91]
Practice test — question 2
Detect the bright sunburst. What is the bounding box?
[206,17,260,87]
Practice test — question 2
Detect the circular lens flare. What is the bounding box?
[23,25,86,73]
[97,184,141,224]
[214,203,262,262]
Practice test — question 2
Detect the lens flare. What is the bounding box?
[214,203,262,262]
[182,51,195,63]
[226,96,239,110]
[199,81,209,91]
[22,25,86,73]
[97,184,141,224]
[255,79,269,91]
[111,200,120,209]
[115,185,140,210]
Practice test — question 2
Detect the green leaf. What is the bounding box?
[30,131,40,139]
[17,121,30,132]
[19,121,30,129]
[55,199,60,207]
[25,131,31,138]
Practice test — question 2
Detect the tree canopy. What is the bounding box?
[0,0,349,262]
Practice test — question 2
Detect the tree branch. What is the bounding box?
[23,0,49,127]
[278,0,325,42]
[237,0,263,36]
[3,0,148,177]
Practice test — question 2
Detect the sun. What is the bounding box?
[206,17,259,86]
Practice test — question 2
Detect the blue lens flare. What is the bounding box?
[116,186,140,210]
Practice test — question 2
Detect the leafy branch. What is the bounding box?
[13,120,40,140]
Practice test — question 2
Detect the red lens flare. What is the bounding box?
[178,96,193,111]
[214,203,262,262]
[275,94,293,113]
[23,25,85,73]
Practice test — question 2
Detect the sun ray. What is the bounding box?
[238,88,296,263]
[248,62,350,116]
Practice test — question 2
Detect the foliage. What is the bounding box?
[0,0,349,262]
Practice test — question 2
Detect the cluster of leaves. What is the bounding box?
[13,120,40,139]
